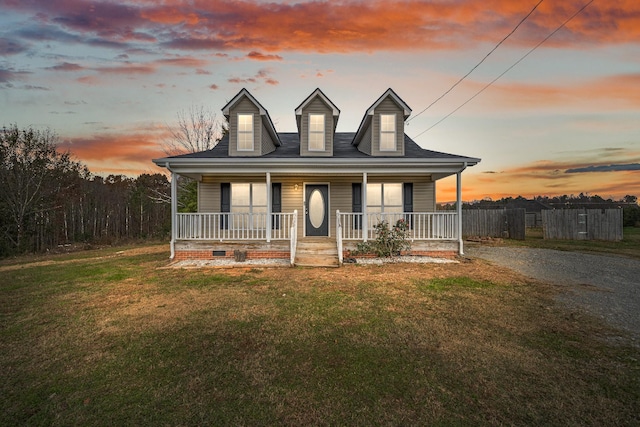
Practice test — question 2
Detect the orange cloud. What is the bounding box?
[246,51,283,61]
[58,127,170,177]
[7,0,638,55]
[483,73,640,111]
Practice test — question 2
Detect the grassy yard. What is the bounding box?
[1,245,639,426]
[503,226,640,260]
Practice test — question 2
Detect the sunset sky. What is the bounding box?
[1,0,639,202]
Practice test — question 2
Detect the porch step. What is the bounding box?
[295,239,340,267]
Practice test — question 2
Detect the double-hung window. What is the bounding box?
[237,114,254,151]
[309,114,325,151]
[379,114,396,151]
[367,183,403,223]
[231,183,267,229]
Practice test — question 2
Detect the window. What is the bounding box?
[231,183,267,228]
[309,114,325,151]
[379,114,396,151]
[237,114,254,151]
[367,183,403,218]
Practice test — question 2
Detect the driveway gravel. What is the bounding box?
[466,245,640,345]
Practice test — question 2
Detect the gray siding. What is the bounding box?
[299,97,333,157]
[372,97,404,156]
[261,121,277,155]
[196,174,435,239]
[357,124,372,155]
[198,180,219,212]
[414,179,436,211]
[228,97,262,157]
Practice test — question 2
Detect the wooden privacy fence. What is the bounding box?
[542,209,623,241]
[462,209,525,240]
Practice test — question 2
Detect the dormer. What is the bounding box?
[295,88,340,157]
[352,88,411,156]
[222,88,280,157]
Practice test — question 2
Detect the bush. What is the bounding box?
[354,218,411,257]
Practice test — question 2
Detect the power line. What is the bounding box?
[407,0,544,123]
[412,0,595,139]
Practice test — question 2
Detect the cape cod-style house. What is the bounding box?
[152,88,480,266]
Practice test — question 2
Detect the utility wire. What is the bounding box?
[407,0,544,123]
[412,0,595,139]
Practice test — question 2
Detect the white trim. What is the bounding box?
[266,172,271,243]
[308,113,325,151]
[295,88,340,116]
[303,182,331,238]
[362,172,367,241]
[168,167,177,259]
[237,113,254,151]
[379,113,396,152]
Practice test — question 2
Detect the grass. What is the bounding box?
[501,226,640,259]
[1,246,639,426]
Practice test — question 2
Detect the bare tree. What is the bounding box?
[162,105,228,212]
[0,124,86,252]
[164,105,222,155]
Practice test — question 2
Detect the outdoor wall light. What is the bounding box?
[294,183,299,191]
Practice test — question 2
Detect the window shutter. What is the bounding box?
[403,183,413,227]
[220,183,230,229]
[352,183,362,230]
[271,183,281,229]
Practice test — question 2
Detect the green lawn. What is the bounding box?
[1,246,639,426]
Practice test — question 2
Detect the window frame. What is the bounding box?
[231,183,267,229]
[379,113,396,152]
[366,183,403,213]
[237,113,254,151]
[308,113,325,151]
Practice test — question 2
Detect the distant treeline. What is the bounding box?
[438,194,640,227]
[1,124,171,257]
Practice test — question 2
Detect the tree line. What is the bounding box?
[0,124,171,257]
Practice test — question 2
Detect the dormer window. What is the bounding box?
[380,114,396,151]
[238,113,254,151]
[309,114,325,151]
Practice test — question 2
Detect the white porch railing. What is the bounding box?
[176,212,297,241]
[289,210,298,265]
[336,211,459,241]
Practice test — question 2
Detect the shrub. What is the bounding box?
[354,218,411,257]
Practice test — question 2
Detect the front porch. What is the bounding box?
[172,211,460,266]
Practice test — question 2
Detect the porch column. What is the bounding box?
[456,163,466,256]
[362,172,368,242]
[169,168,177,259]
[266,172,271,242]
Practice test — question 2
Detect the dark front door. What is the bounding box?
[305,184,329,236]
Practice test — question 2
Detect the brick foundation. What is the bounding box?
[174,250,289,261]
[343,250,458,259]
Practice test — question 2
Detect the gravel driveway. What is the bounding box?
[466,245,640,345]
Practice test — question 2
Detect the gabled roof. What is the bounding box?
[221,88,281,146]
[294,88,340,116]
[294,88,340,134]
[352,88,412,146]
